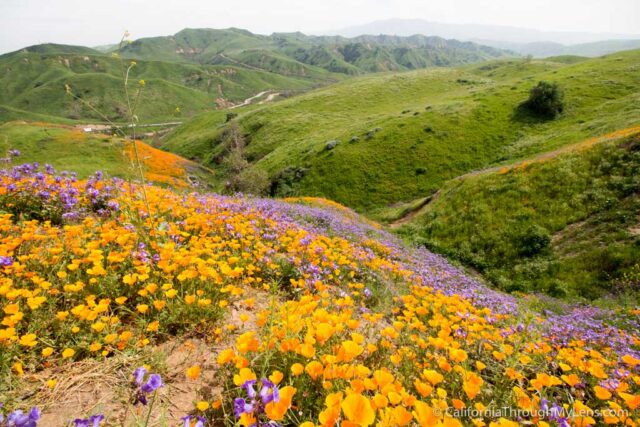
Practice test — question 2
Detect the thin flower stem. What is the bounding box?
[143,390,157,427]
[121,61,150,213]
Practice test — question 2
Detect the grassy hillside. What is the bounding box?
[0,121,216,187]
[162,50,640,213]
[0,49,334,123]
[396,128,640,300]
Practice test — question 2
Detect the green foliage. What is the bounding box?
[269,166,309,197]
[401,133,640,299]
[517,225,552,257]
[221,124,270,195]
[524,81,565,118]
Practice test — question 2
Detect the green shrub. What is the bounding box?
[524,81,565,118]
[517,225,552,257]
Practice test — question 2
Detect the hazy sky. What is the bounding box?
[1,0,639,53]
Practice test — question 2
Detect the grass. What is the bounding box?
[396,130,640,299]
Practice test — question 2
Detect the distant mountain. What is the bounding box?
[118,28,511,75]
[328,19,640,57]
[0,27,511,123]
[477,39,640,58]
[329,18,639,45]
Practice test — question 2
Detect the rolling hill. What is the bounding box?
[119,28,511,75]
[0,47,332,123]
[162,50,640,209]
[161,49,640,297]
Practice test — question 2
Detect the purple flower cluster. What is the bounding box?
[0,404,40,427]
[540,399,570,427]
[132,367,164,405]
[181,415,206,427]
[0,149,21,164]
[0,256,12,267]
[234,378,280,422]
[0,163,120,224]
[72,415,104,427]
[132,242,160,264]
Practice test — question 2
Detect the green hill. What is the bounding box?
[162,50,640,211]
[1,43,102,56]
[0,49,331,123]
[0,28,510,124]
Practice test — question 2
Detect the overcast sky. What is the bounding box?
[1,0,639,53]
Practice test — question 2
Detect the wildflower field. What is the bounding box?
[0,157,639,426]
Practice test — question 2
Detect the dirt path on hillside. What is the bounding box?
[216,53,269,73]
[229,90,272,109]
[389,191,440,229]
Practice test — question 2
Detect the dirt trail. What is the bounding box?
[216,53,269,73]
[229,90,271,109]
[389,192,440,229]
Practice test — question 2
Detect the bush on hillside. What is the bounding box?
[517,224,552,257]
[228,167,270,195]
[222,123,269,195]
[524,81,565,118]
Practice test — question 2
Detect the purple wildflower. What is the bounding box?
[5,407,40,427]
[259,379,279,405]
[181,415,206,427]
[234,378,280,421]
[73,414,104,427]
[242,379,257,399]
[233,398,254,418]
[133,367,147,385]
[141,374,164,394]
[132,368,163,406]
